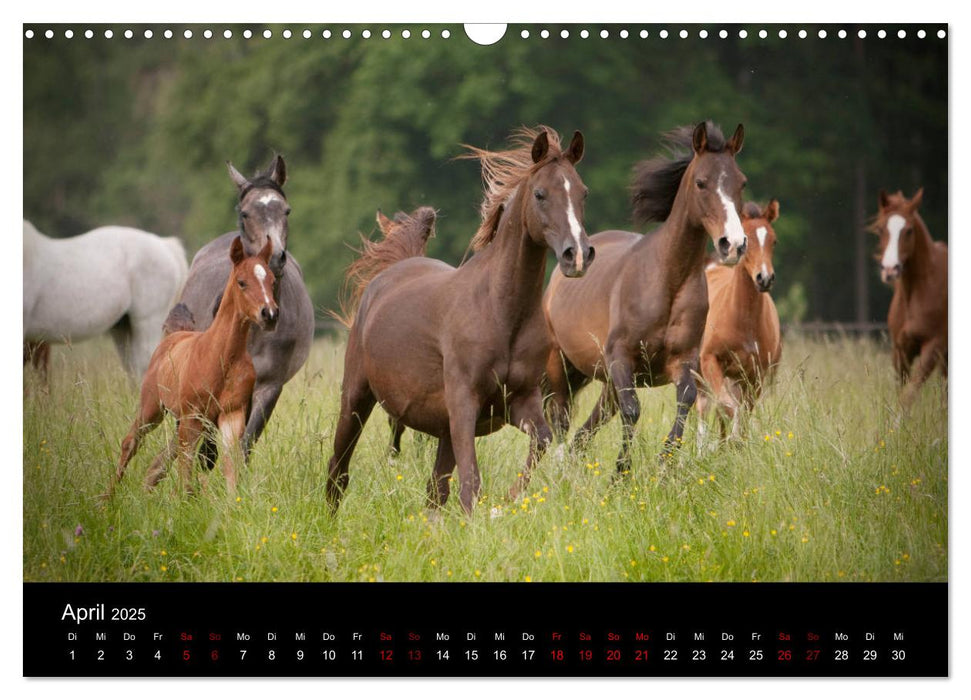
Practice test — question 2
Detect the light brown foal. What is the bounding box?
[872,188,947,409]
[697,200,782,443]
[105,238,278,498]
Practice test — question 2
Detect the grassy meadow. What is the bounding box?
[23,334,947,583]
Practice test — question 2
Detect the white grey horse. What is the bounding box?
[173,155,315,460]
[23,220,188,379]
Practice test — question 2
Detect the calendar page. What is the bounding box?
[22,20,948,678]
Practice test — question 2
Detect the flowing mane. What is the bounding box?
[630,121,728,226]
[461,126,565,251]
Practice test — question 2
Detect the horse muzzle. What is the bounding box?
[558,243,596,278]
[881,264,901,284]
[260,306,280,331]
[717,236,746,266]
[755,269,775,293]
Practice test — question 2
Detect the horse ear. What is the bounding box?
[878,189,890,210]
[259,238,273,265]
[910,187,924,210]
[268,155,287,187]
[227,162,250,191]
[565,130,584,165]
[728,123,744,156]
[531,130,550,164]
[376,210,394,236]
[764,199,780,223]
[692,122,709,154]
[230,236,245,266]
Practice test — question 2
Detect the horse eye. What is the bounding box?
[285,207,292,216]
[238,280,247,289]
[695,179,706,190]
[241,211,249,219]
[741,181,748,190]
[534,189,546,201]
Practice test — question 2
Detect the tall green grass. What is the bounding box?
[23,334,946,583]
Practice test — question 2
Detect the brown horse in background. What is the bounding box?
[327,127,593,514]
[104,238,278,499]
[333,207,438,455]
[697,200,782,443]
[543,121,746,472]
[872,188,947,409]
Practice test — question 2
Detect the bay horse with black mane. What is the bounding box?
[328,127,593,514]
[543,121,746,471]
[872,187,947,409]
[697,200,782,443]
[104,238,277,499]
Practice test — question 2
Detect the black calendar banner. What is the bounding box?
[24,582,947,677]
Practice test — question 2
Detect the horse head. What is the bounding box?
[740,199,779,292]
[523,129,595,278]
[227,154,290,278]
[873,187,924,284]
[228,236,279,331]
[685,122,747,265]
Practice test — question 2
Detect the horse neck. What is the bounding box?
[481,187,548,326]
[900,213,935,292]
[201,275,253,365]
[648,186,709,291]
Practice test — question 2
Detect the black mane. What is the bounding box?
[630,121,726,226]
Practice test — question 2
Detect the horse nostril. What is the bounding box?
[768,273,776,286]
[717,237,731,257]
[562,247,576,263]
[279,250,287,266]
[586,246,596,264]
[738,239,747,257]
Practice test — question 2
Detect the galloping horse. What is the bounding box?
[543,121,746,471]
[328,127,593,514]
[872,188,947,409]
[23,220,188,380]
[106,238,278,498]
[333,207,438,456]
[172,155,315,460]
[697,200,782,443]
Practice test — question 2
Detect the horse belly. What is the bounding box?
[26,278,130,341]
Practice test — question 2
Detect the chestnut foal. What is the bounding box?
[872,188,947,409]
[697,200,782,443]
[105,238,278,498]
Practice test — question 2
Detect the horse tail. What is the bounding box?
[329,207,437,328]
[162,303,196,335]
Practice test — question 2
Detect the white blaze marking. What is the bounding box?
[717,173,746,250]
[563,176,584,271]
[756,226,768,248]
[882,214,906,270]
[257,192,282,206]
[253,264,272,305]
[761,263,769,281]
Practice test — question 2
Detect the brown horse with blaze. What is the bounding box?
[327,127,593,514]
[872,187,947,409]
[697,200,782,443]
[104,237,278,499]
[543,121,746,472]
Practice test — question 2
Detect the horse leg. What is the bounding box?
[444,383,482,514]
[109,316,136,377]
[217,409,247,495]
[242,382,283,459]
[426,435,457,508]
[544,348,579,440]
[901,340,943,411]
[104,402,163,500]
[571,383,618,451]
[661,360,699,459]
[144,434,178,490]
[326,372,376,511]
[128,315,165,380]
[176,417,204,496]
[700,353,733,441]
[389,417,405,456]
[602,354,640,475]
[507,390,554,501]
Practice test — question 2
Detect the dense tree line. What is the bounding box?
[24,24,947,325]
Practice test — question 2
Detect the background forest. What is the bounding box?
[23,24,947,325]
